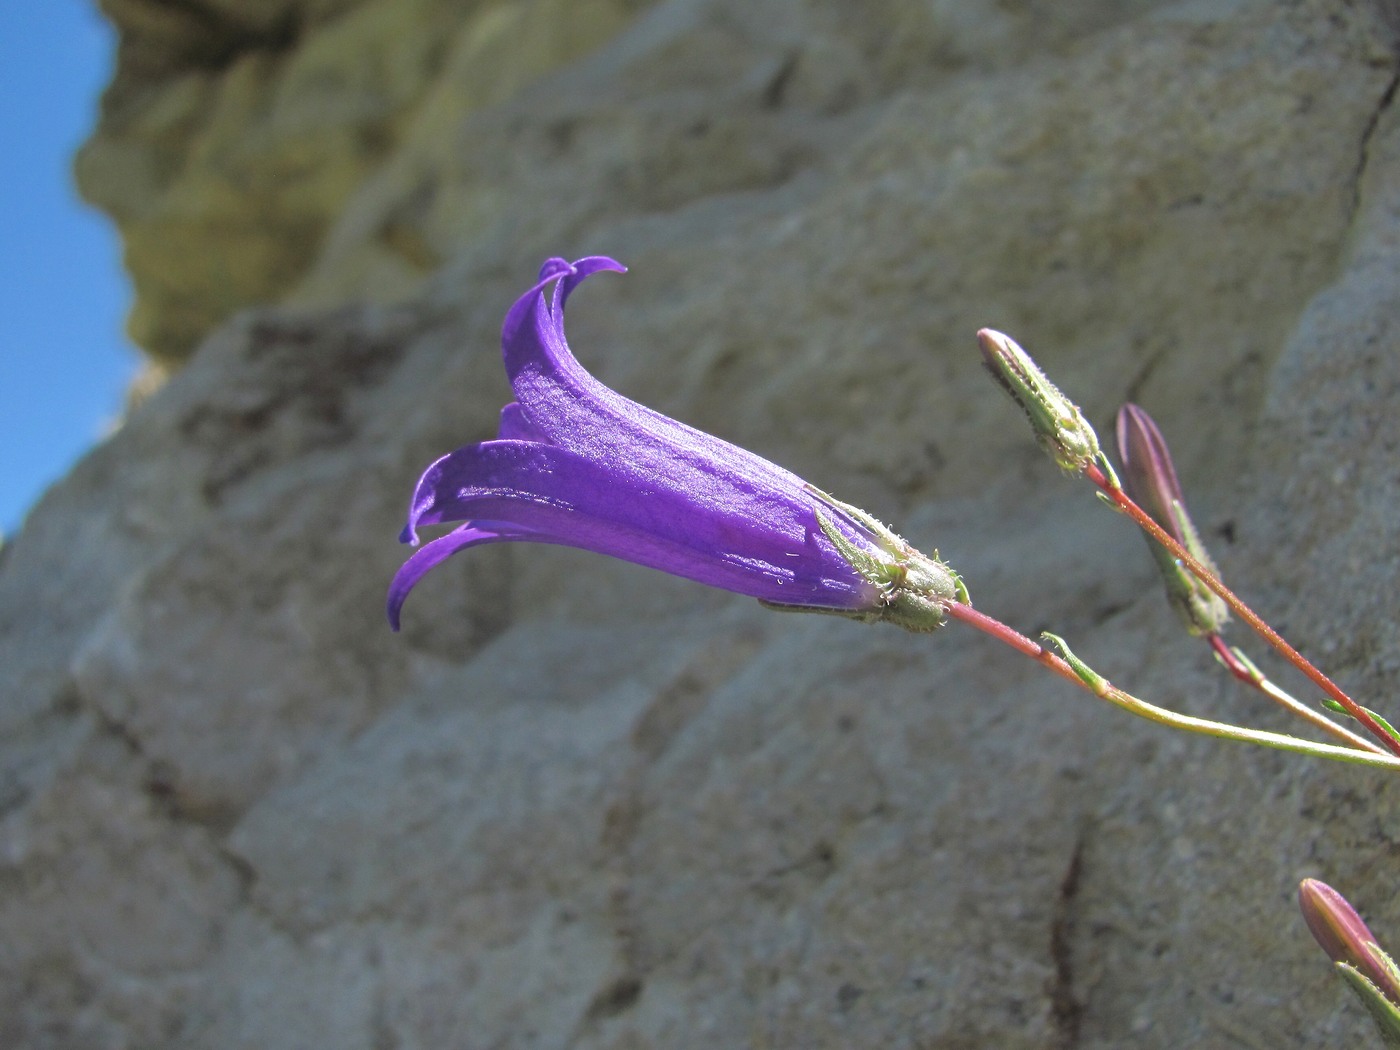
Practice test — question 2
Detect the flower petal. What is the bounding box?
[1115,403,1186,535]
[500,259,841,533]
[497,402,546,442]
[391,257,968,633]
[399,439,878,610]
[398,448,455,545]
[386,521,530,631]
[554,255,628,312]
[500,257,623,426]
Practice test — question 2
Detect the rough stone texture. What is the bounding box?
[78,0,654,366]
[6,0,1400,1046]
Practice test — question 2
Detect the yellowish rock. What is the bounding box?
[79,0,652,364]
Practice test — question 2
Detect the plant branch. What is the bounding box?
[945,602,1400,771]
[1205,634,1386,755]
[1082,461,1400,757]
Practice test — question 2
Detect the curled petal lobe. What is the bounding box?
[398,449,455,546]
[387,522,530,631]
[497,402,545,442]
[501,257,814,503]
[537,257,575,283]
[555,255,628,311]
[500,257,627,425]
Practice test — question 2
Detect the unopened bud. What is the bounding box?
[977,328,1101,474]
[1114,404,1229,636]
[1300,880,1400,1001]
[1299,879,1400,1043]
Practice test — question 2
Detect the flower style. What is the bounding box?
[388,257,964,632]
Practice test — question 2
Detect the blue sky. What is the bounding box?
[0,2,137,535]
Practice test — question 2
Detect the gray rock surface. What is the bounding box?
[6,0,1400,1045]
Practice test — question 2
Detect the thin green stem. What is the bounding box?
[1083,461,1400,757]
[1205,634,1385,755]
[945,602,1400,772]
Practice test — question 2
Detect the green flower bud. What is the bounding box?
[977,328,1101,475]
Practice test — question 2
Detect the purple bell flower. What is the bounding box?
[388,257,963,632]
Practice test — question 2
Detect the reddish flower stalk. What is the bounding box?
[943,602,1400,771]
[976,324,1398,757]
[1115,405,1383,755]
[1204,635,1382,754]
[1083,457,1400,757]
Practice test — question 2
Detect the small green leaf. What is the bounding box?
[1320,700,1400,748]
[1040,633,1110,696]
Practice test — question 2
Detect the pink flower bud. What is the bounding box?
[1299,878,1400,1008]
[1114,403,1228,635]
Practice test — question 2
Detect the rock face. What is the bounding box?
[78,0,653,366]
[7,0,1400,1046]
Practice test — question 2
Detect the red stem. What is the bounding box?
[1207,633,1384,754]
[1207,633,1258,685]
[1084,462,1400,757]
[945,602,1084,687]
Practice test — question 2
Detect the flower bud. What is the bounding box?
[1299,879,1400,1043]
[1114,403,1229,636]
[977,328,1101,474]
[1300,880,1400,1001]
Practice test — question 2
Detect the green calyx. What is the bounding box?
[773,487,967,634]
